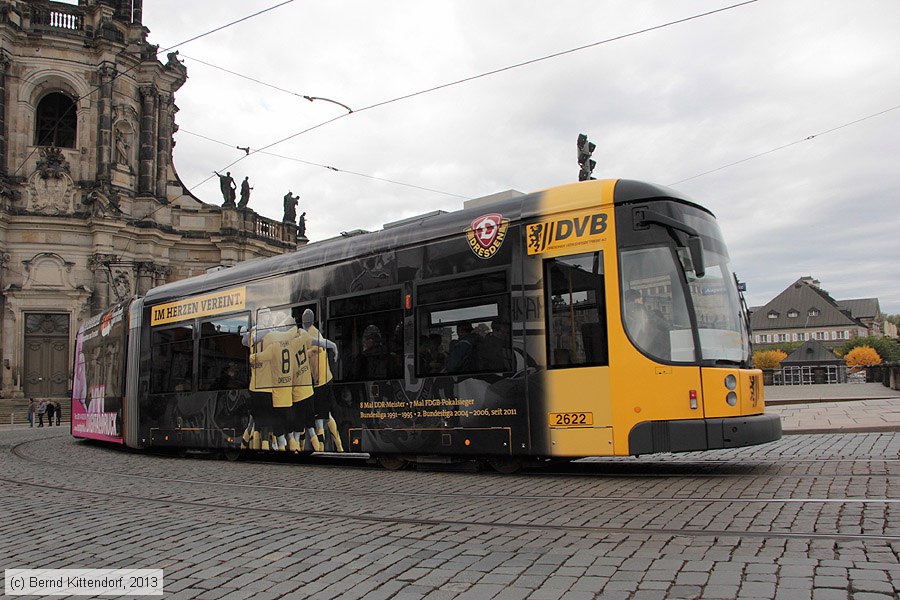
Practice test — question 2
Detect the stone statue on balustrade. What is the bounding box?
[283,191,299,223]
[238,176,252,208]
[297,212,307,238]
[214,171,236,207]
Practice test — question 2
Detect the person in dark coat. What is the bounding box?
[46,401,56,426]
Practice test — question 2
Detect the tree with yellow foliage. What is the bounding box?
[844,346,882,367]
[753,349,788,369]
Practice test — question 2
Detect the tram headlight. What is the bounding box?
[724,374,737,390]
[726,392,738,406]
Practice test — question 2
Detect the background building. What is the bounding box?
[0,0,300,400]
[750,277,896,350]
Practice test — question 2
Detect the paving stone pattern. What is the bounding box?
[1,427,898,599]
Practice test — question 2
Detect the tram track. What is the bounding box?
[5,439,900,544]
[229,454,900,479]
[15,437,900,487]
[10,442,900,506]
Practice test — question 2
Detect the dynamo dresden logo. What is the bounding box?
[100,312,114,337]
[466,213,509,259]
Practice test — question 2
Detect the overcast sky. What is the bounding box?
[126,1,900,315]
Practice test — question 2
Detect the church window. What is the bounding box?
[35,92,77,148]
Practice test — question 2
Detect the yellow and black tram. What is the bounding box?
[72,179,781,470]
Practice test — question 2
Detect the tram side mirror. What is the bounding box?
[688,235,705,278]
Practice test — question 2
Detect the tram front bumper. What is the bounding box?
[628,413,782,456]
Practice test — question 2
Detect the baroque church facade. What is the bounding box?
[0,0,300,399]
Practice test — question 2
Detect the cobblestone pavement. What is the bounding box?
[1,427,898,599]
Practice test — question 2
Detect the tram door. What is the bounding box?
[541,251,614,455]
[23,313,70,397]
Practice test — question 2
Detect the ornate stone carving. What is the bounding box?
[26,148,75,214]
[88,253,117,272]
[22,252,76,289]
[112,103,138,123]
[83,188,121,216]
[135,261,155,276]
[27,174,74,214]
[35,147,70,179]
[110,270,132,301]
[97,61,117,81]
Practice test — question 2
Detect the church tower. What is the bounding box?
[0,0,298,399]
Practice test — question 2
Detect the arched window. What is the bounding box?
[35,92,77,148]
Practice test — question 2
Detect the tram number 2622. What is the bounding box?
[548,412,594,427]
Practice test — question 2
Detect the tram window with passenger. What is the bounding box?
[620,246,694,363]
[198,314,249,391]
[416,272,513,376]
[329,289,404,381]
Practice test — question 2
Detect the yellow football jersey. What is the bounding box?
[248,326,297,393]
[288,329,316,403]
[250,326,299,407]
[306,325,333,387]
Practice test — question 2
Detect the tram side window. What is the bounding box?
[329,290,404,382]
[199,314,249,391]
[416,272,513,376]
[545,252,608,368]
[151,324,194,393]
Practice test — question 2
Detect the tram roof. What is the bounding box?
[143,179,702,305]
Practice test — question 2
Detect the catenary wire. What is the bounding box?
[180,129,468,199]
[179,2,900,209]
[668,103,900,185]
[194,0,762,189]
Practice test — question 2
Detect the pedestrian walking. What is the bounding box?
[55,401,61,426]
[46,400,56,426]
[27,399,35,427]
[37,400,47,427]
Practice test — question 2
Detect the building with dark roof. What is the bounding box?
[750,277,894,349]
[774,339,848,385]
[781,339,843,366]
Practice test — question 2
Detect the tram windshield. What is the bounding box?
[619,203,750,366]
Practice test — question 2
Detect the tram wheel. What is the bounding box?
[223,448,242,462]
[377,455,410,471]
[487,457,522,474]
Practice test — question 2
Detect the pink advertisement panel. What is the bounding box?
[71,303,126,443]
